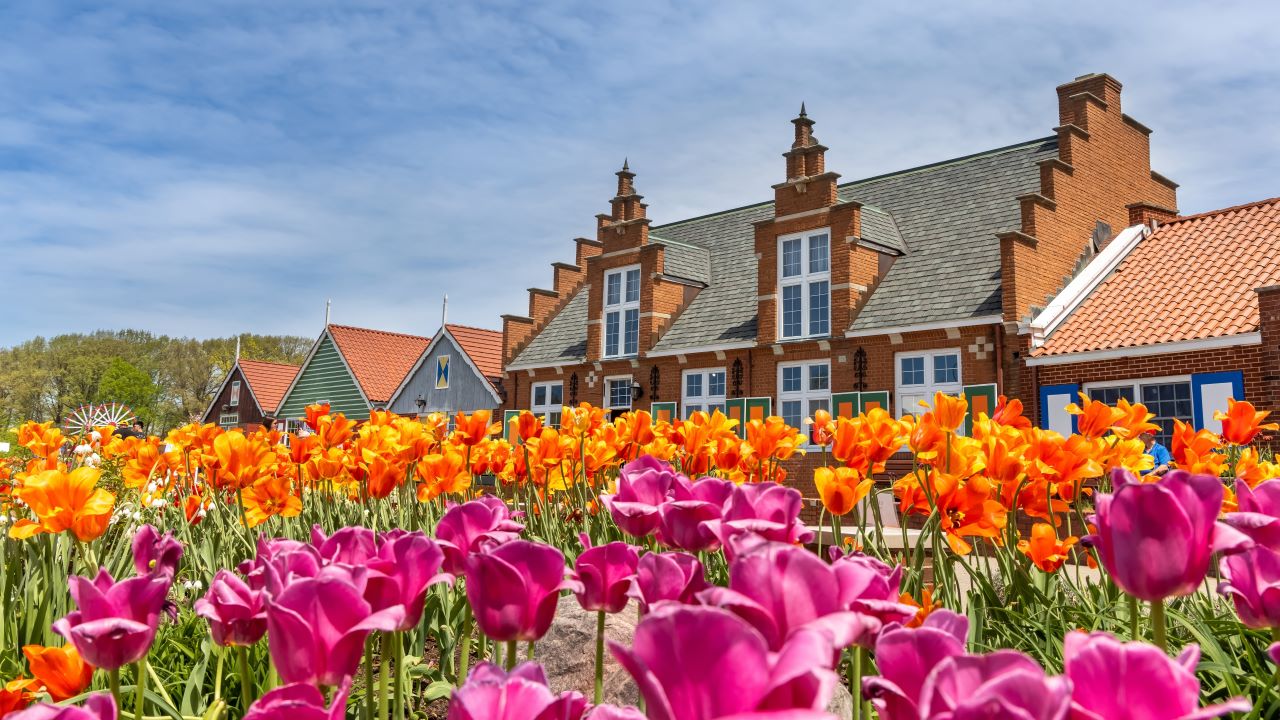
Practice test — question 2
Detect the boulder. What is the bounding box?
[537,595,640,705]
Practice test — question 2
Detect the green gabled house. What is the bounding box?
[276,324,431,425]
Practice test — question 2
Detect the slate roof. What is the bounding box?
[237,359,300,414]
[327,324,431,403]
[1033,197,1280,357]
[653,237,712,285]
[445,324,505,387]
[511,137,1058,365]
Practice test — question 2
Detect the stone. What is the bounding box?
[826,682,854,720]
[537,595,640,705]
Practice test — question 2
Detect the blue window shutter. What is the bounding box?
[1039,383,1079,435]
[1191,371,1244,432]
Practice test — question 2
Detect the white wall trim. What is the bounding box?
[1028,224,1150,347]
[645,341,756,358]
[845,315,1003,338]
[1026,333,1261,366]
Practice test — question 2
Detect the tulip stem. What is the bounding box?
[393,633,405,720]
[457,608,473,685]
[236,646,252,714]
[364,636,375,720]
[500,640,514,671]
[1127,594,1140,641]
[594,610,606,704]
[109,668,121,710]
[1150,599,1167,651]
[849,647,863,720]
[134,659,147,720]
[378,633,392,720]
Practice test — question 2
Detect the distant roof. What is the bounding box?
[510,289,590,367]
[237,359,300,414]
[327,324,431,403]
[1034,197,1280,357]
[445,324,504,383]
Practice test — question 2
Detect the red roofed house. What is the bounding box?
[387,324,507,417]
[201,358,301,429]
[276,324,432,424]
[1026,197,1280,444]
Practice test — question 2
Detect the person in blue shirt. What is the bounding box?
[1141,430,1172,476]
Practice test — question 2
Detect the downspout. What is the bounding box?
[994,323,1005,393]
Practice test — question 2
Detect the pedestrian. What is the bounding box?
[1140,429,1172,476]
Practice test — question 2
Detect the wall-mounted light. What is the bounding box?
[415,394,426,411]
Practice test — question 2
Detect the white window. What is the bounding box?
[777,360,831,431]
[229,381,241,407]
[603,265,641,358]
[682,368,727,418]
[218,412,239,428]
[895,349,963,419]
[605,376,634,411]
[530,382,564,428]
[778,229,831,340]
[1085,376,1192,447]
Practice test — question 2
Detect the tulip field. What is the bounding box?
[1,394,1280,720]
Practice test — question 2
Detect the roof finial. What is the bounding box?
[325,298,331,326]
[622,157,630,172]
[799,102,807,118]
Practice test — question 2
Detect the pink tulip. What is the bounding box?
[53,569,171,670]
[266,575,404,687]
[829,552,918,648]
[243,681,351,720]
[570,537,640,614]
[465,540,572,642]
[862,610,968,720]
[600,455,679,538]
[365,530,451,630]
[585,706,646,720]
[627,551,709,615]
[240,537,324,595]
[1270,642,1280,665]
[310,525,378,566]
[132,525,183,579]
[8,694,117,720]
[195,570,268,647]
[448,662,586,720]
[1088,469,1248,602]
[916,652,1070,719]
[1223,478,1280,550]
[1064,631,1250,719]
[1219,544,1280,629]
[709,483,814,552]
[655,477,734,552]
[436,496,524,575]
[610,605,838,720]
[697,539,867,651]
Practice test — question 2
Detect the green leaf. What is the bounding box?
[424,680,454,702]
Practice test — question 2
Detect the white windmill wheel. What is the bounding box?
[63,402,136,437]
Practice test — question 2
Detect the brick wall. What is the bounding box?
[1257,286,1280,414]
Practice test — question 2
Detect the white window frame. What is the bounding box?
[218,412,239,428]
[604,375,634,411]
[602,264,641,358]
[229,380,241,407]
[1083,375,1193,444]
[681,368,727,418]
[776,360,831,439]
[777,228,831,341]
[530,381,564,427]
[894,349,963,419]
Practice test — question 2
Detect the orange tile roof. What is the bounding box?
[237,359,300,414]
[1035,197,1280,357]
[328,324,431,403]
[446,324,504,383]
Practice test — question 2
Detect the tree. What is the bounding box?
[95,358,158,424]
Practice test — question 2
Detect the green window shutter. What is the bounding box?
[832,392,860,419]
[650,402,677,424]
[502,410,520,441]
[859,390,890,415]
[962,383,998,436]
[745,397,772,424]
[725,398,748,438]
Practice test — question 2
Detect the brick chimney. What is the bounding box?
[597,159,651,252]
[773,104,840,216]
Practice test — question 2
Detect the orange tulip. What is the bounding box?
[814,466,873,516]
[808,408,835,446]
[454,410,501,447]
[1215,399,1278,446]
[288,433,318,465]
[241,475,301,528]
[514,411,543,444]
[745,416,804,464]
[1171,420,1226,476]
[990,396,1032,429]
[23,645,93,701]
[212,430,277,490]
[1110,398,1161,439]
[0,678,36,716]
[1016,523,1078,573]
[304,403,331,432]
[1236,447,1280,487]
[1065,394,1123,440]
[416,450,471,501]
[10,467,114,541]
[121,438,167,489]
[927,392,968,432]
[17,421,65,459]
[899,585,939,628]
[360,449,404,500]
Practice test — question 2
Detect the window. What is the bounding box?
[531,382,564,427]
[229,381,241,407]
[895,350,962,419]
[605,376,634,411]
[778,230,831,339]
[777,361,831,432]
[1086,377,1192,447]
[603,265,641,358]
[682,369,727,418]
[218,412,239,428]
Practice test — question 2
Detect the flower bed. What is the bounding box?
[0,395,1278,719]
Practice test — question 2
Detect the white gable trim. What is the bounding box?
[845,315,1003,339]
[200,360,265,423]
[388,327,503,408]
[1026,332,1261,366]
[1027,223,1150,347]
[644,340,757,359]
[276,327,373,415]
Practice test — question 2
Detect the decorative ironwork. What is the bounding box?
[649,365,661,401]
[568,373,579,405]
[731,358,745,398]
[853,347,868,391]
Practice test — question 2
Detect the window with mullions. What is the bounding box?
[777,361,831,431]
[606,376,633,411]
[778,230,831,339]
[531,382,564,427]
[895,350,962,420]
[1086,379,1192,446]
[682,368,727,418]
[603,266,641,358]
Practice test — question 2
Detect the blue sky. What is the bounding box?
[2,1,1277,347]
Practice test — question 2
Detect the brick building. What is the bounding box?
[1027,197,1280,445]
[499,73,1180,500]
